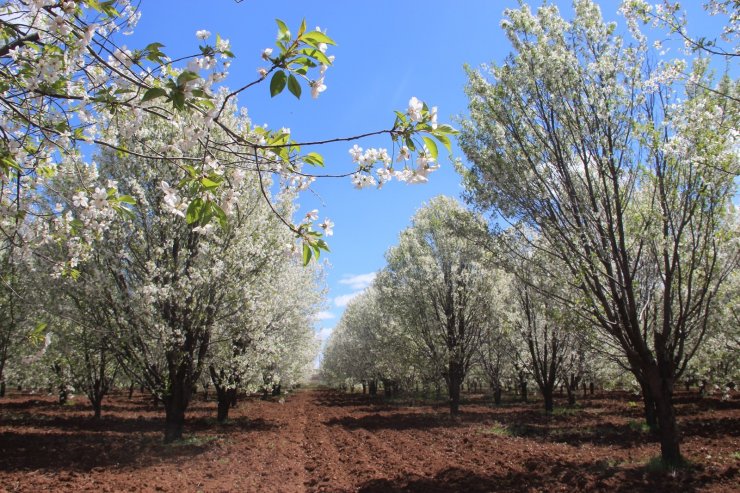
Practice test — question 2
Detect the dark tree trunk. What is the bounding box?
[520,380,528,402]
[58,385,68,405]
[382,379,392,397]
[92,399,102,420]
[216,390,229,423]
[162,376,191,443]
[447,361,464,415]
[647,369,682,464]
[638,377,658,432]
[164,403,186,443]
[565,383,576,407]
[494,382,502,405]
[544,386,554,413]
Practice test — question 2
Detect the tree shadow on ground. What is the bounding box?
[355,459,724,493]
[679,416,740,439]
[325,410,506,431]
[0,429,212,472]
[0,401,278,473]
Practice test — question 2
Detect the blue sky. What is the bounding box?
[125,1,732,353]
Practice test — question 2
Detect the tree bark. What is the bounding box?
[447,361,464,415]
[544,386,554,413]
[92,399,102,420]
[520,380,528,402]
[163,377,190,443]
[647,368,682,464]
[565,383,576,407]
[216,390,229,423]
[638,376,658,432]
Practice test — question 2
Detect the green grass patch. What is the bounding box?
[627,419,653,433]
[645,455,690,474]
[478,421,512,437]
[551,405,581,416]
[167,434,220,447]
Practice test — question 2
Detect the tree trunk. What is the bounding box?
[163,379,190,443]
[565,383,576,407]
[647,369,682,464]
[92,399,102,420]
[639,377,658,432]
[544,386,554,413]
[447,361,464,415]
[448,376,461,414]
[164,403,185,443]
[216,390,229,423]
[520,380,528,403]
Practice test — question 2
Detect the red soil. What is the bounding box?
[0,388,738,492]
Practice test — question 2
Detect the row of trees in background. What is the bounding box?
[0,112,324,442]
[323,0,739,466]
[0,0,452,444]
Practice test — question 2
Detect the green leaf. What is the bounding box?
[186,198,204,224]
[405,137,416,152]
[434,124,458,135]
[422,137,438,160]
[270,70,287,97]
[302,243,312,265]
[276,19,291,41]
[287,74,301,99]
[117,195,136,205]
[142,87,167,102]
[210,202,228,229]
[200,176,221,190]
[304,152,324,167]
[171,89,185,110]
[315,239,330,252]
[434,133,452,153]
[176,71,200,87]
[28,322,48,345]
[301,31,336,46]
[298,47,331,66]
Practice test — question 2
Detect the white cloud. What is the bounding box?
[334,292,362,307]
[338,272,377,291]
[316,326,334,342]
[313,311,335,321]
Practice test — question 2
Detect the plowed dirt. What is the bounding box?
[1,388,738,492]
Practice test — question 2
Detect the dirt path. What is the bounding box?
[1,388,738,492]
